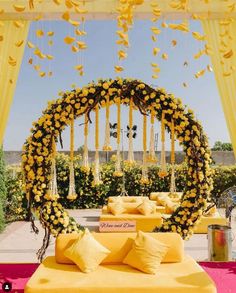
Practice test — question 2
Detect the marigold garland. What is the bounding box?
[22,78,213,261]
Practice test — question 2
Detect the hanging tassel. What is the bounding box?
[114,99,123,177]
[93,105,102,185]
[141,114,149,184]
[158,112,168,178]
[127,99,135,163]
[45,136,59,201]
[67,110,77,200]
[147,109,157,163]
[170,118,176,194]
[103,96,112,151]
[82,114,90,172]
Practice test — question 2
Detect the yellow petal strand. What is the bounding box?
[34,48,46,59]
[39,72,46,77]
[13,21,24,28]
[74,64,83,71]
[75,29,86,36]
[114,65,124,73]
[76,41,87,49]
[71,45,79,52]
[169,22,189,32]
[47,31,54,37]
[195,69,205,78]
[153,47,160,56]
[36,29,44,38]
[151,27,161,35]
[118,50,127,60]
[15,40,24,47]
[13,4,25,12]
[68,19,80,26]
[46,54,54,60]
[192,31,206,41]
[64,36,75,44]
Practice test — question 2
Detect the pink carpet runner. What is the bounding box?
[0,262,236,292]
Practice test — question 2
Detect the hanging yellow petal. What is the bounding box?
[151,27,161,35]
[161,22,168,28]
[65,0,73,9]
[13,21,24,28]
[114,65,124,72]
[192,31,206,41]
[34,65,41,71]
[153,47,160,56]
[46,54,54,60]
[74,64,83,71]
[34,48,46,59]
[13,4,25,12]
[48,71,53,77]
[152,8,161,17]
[151,62,158,67]
[75,29,86,36]
[79,71,84,76]
[68,19,80,26]
[195,69,205,78]
[152,74,158,79]
[151,35,157,42]
[34,14,42,21]
[171,39,177,46]
[47,31,54,37]
[76,41,87,49]
[36,29,44,37]
[118,50,127,60]
[162,53,168,60]
[207,65,213,72]
[53,0,61,5]
[28,58,33,64]
[168,22,189,32]
[153,67,160,73]
[8,56,17,66]
[116,30,128,39]
[27,41,35,49]
[39,71,46,77]
[223,71,232,77]
[194,49,205,59]
[71,45,79,52]
[223,49,233,59]
[64,36,75,44]
[62,11,70,21]
[48,40,53,46]
[15,40,24,47]
[75,7,88,14]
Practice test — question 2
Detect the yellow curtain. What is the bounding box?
[202,20,236,158]
[0,21,30,145]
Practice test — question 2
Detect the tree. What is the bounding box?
[212,141,233,151]
[0,146,7,232]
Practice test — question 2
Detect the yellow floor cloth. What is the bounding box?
[25,255,216,293]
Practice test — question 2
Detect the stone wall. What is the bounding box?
[3,150,236,166]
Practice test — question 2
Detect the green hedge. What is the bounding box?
[0,147,7,232]
[3,153,236,223]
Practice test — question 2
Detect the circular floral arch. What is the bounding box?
[22,78,213,259]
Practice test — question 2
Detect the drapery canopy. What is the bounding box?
[0,0,236,157]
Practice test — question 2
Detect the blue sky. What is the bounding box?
[3,19,230,151]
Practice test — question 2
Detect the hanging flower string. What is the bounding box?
[45,136,59,201]
[127,98,135,163]
[170,118,176,194]
[141,113,149,184]
[147,109,157,163]
[93,105,102,185]
[114,98,123,177]
[67,110,77,200]
[82,114,89,171]
[103,96,112,151]
[158,111,167,178]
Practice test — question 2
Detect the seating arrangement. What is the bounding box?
[100,196,163,232]
[150,192,228,233]
[25,232,216,293]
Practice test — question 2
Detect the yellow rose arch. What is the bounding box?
[22,78,213,261]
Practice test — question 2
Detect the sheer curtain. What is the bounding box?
[0,21,30,145]
[201,20,236,158]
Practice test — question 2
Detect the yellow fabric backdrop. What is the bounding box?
[202,20,236,158]
[0,21,29,145]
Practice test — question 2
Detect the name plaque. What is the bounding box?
[99,221,136,232]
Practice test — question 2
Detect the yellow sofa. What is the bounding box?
[25,232,216,293]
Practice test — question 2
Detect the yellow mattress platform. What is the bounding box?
[25,232,216,293]
[100,206,163,232]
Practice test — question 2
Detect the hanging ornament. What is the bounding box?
[140,114,149,184]
[93,105,102,185]
[147,110,158,163]
[67,110,77,200]
[82,114,90,172]
[127,99,135,163]
[45,137,59,201]
[169,119,176,194]
[103,96,112,151]
[114,99,123,177]
[158,112,167,178]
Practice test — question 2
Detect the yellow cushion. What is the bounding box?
[108,196,147,203]
[25,255,217,293]
[164,199,179,214]
[56,232,183,265]
[63,229,110,273]
[123,231,169,274]
[107,202,140,214]
[109,202,126,215]
[137,201,155,215]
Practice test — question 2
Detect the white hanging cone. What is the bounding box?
[82,134,89,170]
[170,164,176,194]
[141,151,149,184]
[128,129,135,162]
[67,160,77,200]
[45,156,59,201]
[148,124,157,163]
[114,144,123,177]
[93,150,102,185]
